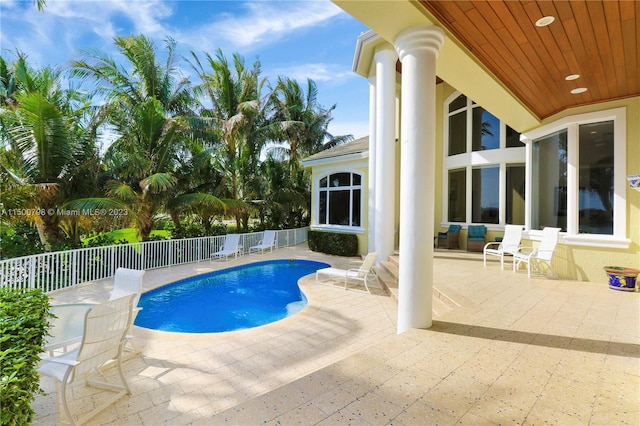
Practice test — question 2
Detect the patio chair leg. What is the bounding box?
[58,376,75,426]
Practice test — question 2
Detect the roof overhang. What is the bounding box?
[301,151,368,169]
[339,0,542,133]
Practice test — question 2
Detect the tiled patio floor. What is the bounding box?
[33,245,639,425]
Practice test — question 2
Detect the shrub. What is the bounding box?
[307,230,359,257]
[0,288,50,426]
[0,221,45,259]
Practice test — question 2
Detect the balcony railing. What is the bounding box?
[0,228,309,293]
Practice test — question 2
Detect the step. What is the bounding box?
[375,256,459,318]
[380,260,399,280]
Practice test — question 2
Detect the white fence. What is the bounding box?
[0,228,309,293]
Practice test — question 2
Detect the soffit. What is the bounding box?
[419,0,639,121]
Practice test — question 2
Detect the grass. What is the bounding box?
[83,228,171,245]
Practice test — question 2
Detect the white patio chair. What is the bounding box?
[513,227,561,278]
[38,294,135,426]
[210,234,243,261]
[109,268,145,357]
[315,252,379,294]
[483,225,523,270]
[249,230,277,254]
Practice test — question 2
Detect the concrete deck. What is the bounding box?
[33,245,639,425]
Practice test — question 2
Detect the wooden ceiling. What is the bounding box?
[418,0,639,120]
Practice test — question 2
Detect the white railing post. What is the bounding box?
[28,258,36,289]
[109,246,115,276]
[71,251,77,288]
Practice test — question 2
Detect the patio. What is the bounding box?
[33,245,639,425]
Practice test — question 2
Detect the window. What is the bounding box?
[522,107,626,244]
[448,169,466,222]
[443,92,525,226]
[472,107,500,151]
[506,165,525,225]
[506,126,522,148]
[472,166,499,224]
[447,94,517,156]
[532,130,568,231]
[579,121,614,235]
[318,172,362,227]
[448,95,467,155]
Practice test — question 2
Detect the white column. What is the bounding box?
[368,76,377,253]
[395,25,445,333]
[374,47,398,263]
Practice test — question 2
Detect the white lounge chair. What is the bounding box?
[315,252,379,294]
[513,227,561,278]
[483,225,523,270]
[110,268,145,357]
[38,294,135,426]
[211,234,243,261]
[249,230,277,254]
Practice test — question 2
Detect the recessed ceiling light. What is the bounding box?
[571,87,588,94]
[536,16,555,27]
[565,74,580,81]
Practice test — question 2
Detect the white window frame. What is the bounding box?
[312,169,364,234]
[521,107,629,248]
[442,91,526,228]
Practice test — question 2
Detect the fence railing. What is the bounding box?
[0,228,309,293]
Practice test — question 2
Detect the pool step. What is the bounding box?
[377,255,458,318]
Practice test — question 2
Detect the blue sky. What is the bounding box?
[0,0,371,140]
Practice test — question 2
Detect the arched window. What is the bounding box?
[317,172,362,227]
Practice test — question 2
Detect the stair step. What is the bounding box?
[380,260,399,280]
[376,255,459,319]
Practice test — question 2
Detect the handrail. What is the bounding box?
[0,228,309,293]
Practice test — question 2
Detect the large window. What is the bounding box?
[472,166,499,224]
[448,169,466,222]
[522,107,626,243]
[579,121,614,234]
[443,92,525,226]
[532,130,568,231]
[448,95,467,155]
[472,107,500,151]
[506,165,525,225]
[318,172,362,227]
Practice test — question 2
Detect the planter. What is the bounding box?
[603,266,640,292]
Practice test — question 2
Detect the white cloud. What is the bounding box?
[269,63,354,83]
[177,0,344,55]
[216,1,342,48]
[42,0,174,40]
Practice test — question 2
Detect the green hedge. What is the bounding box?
[0,288,50,426]
[307,230,359,257]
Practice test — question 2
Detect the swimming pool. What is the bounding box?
[134,259,329,333]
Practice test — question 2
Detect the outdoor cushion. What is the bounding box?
[438,224,461,239]
[468,225,486,239]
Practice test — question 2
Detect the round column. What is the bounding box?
[395,25,445,333]
[368,76,377,253]
[374,47,398,264]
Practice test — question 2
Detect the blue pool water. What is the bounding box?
[134,259,329,333]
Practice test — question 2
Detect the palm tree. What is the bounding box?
[267,77,352,226]
[269,77,352,185]
[0,53,101,247]
[189,49,270,230]
[70,35,222,240]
